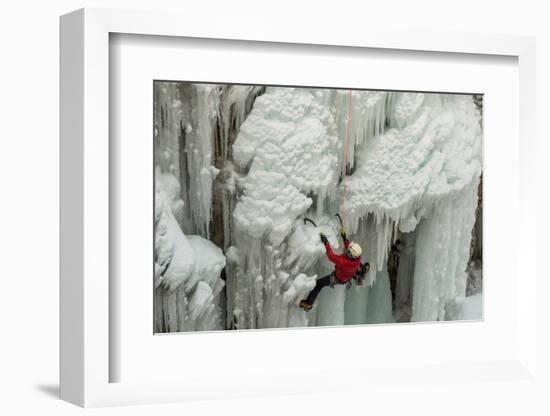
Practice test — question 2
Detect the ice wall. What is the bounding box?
[333,90,395,174]
[365,269,394,324]
[155,82,482,331]
[154,172,225,332]
[411,179,480,321]
[154,83,264,332]
[227,88,400,328]
[342,94,482,321]
[154,82,264,237]
[229,89,482,328]
[228,88,342,328]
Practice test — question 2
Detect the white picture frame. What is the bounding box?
[60,7,537,407]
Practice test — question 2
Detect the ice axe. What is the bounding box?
[335,213,344,232]
[335,213,347,241]
[303,217,318,227]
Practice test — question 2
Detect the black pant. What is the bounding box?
[304,274,341,306]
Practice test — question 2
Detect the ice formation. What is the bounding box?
[154,83,265,331]
[155,82,264,238]
[154,81,483,332]
[227,88,482,328]
[154,171,226,332]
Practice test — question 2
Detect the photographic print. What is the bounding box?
[153,82,483,333]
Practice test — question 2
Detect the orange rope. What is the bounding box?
[339,90,353,228]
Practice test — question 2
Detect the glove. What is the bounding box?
[320,233,329,245]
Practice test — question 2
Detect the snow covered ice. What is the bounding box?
[154,81,483,332]
[154,170,226,332]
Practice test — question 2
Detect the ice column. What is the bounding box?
[365,269,394,324]
[411,180,480,322]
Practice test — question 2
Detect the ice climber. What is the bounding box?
[299,230,364,311]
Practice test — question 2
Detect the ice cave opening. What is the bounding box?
[153,82,483,332]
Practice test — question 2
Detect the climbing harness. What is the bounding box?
[328,272,352,290]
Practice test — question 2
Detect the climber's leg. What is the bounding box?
[300,274,332,309]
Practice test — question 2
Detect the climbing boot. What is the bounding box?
[299,301,313,311]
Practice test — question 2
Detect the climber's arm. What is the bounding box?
[320,233,345,264]
[325,243,342,264]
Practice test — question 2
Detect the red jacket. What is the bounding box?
[325,240,361,283]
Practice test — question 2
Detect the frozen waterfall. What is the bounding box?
[154,82,483,332]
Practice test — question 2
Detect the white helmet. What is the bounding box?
[347,242,362,259]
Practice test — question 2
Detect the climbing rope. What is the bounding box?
[339,90,353,228]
